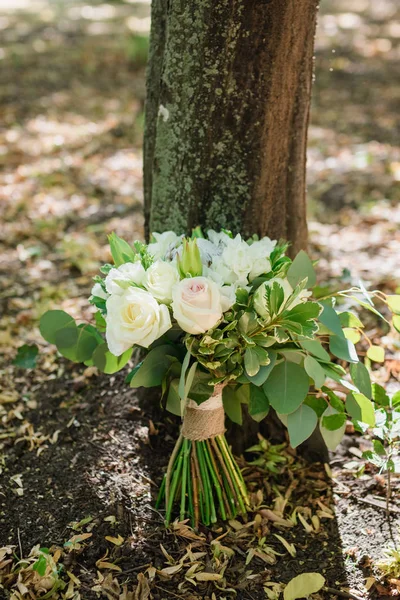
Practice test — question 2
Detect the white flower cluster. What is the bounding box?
[91,231,279,357]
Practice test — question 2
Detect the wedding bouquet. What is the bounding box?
[39,228,400,528]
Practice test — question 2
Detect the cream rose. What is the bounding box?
[254,277,311,321]
[144,260,180,304]
[105,262,145,295]
[171,277,224,334]
[148,231,182,260]
[91,282,109,300]
[106,288,171,355]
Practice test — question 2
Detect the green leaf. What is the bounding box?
[244,347,260,377]
[223,386,242,425]
[287,404,318,448]
[39,310,76,344]
[319,303,344,337]
[263,361,309,415]
[92,343,132,374]
[322,412,347,431]
[129,344,179,388]
[245,351,276,386]
[329,335,358,363]
[283,302,321,323]
[13,344,39,369]
[372,383,390,407]
[166,380,181,416]
[94,312,106,331]
[304,355,325,389]
[108,232,136,266]
[178,349,191,400]
[393,315,400,334]
[373,439,386,456]
[343,328,361,344]
[188,371,214,404]
[366,345,385,363]
[55,324,99,362]
[346,393,375,427]
[387,295,400,315]
[249,385,270,422]
[32,554,47,577]
[238,311,259,335]
[304,395,328,418]
[338,311,364,329]
[287,250,317,288]
[283,573,325,600]
[323,387,345,412]
[350,362,372,398]
[300,340,330,362]
[320,406,346,450]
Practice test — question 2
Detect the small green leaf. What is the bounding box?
[387,295,400,315]
[287,250,317,288]
[245,351,276,386]
[300,340,330,362]
[39,310,76,344]
[287,404,318,448]
[129,344,179,388]
[32,554,47,577]
[320,406,346,450]
[263,361,310,415]
[304,355,325,389]
[366,345,385,363]
[108,232,136,266]
[223,386,242,425]
[329,335,358,363]
[346,392,375,427]
[13,344,39,369]
[319,303,344,337]
[338,311,364,329]
[392,315,400,334]
[92,343,132,374]
[166,380,181,416]
[304,395,328,417]
[244,347,260,377]
[350,362,372,398]
[373,439,386,456]
[249,385,270,422]
[372,383,390,407]
[322,412,347,431]
[343,328,361,344]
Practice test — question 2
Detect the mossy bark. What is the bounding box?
[144,0,319,253]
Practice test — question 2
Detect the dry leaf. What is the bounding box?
[194,572,222,581]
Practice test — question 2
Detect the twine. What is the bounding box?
[182,383,226,441]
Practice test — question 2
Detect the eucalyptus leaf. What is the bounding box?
[287,250,316,288]
[223,386,242,425]
[263,361,309,415]
[93,343,132,374]
[329,335,358,363]
[287,404,318,448]
[350,362,372,398]
[249,385,270,422]
[320,406,346,450]
[346,392,375,427]
[304,355,326,389]
[39,310,76,345]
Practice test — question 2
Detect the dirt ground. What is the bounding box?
[0,0,400,599]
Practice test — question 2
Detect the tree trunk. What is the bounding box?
[144,0,318,254]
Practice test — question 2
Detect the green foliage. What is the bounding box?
[129,344,180,388]
[287,250,317,288]
[108,232,137,266]
[94,343,132,374]
[13,344,38,369]
[263,361,309,415]
[287,404,318,448]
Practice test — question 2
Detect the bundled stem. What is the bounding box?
[159,434,250,528]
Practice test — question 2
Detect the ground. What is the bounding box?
[0,0,400,599]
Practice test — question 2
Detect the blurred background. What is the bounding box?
[0,0,399,345]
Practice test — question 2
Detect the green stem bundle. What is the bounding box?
[156,434,250,528]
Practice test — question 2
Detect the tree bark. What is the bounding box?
[144,0,318,254]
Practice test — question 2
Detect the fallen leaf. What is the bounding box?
[284,573,325,600]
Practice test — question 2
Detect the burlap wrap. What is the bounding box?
[181,383,226,441]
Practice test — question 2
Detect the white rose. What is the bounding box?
[91,282,109,300]
[220,234,254,285]
[254,277,311,321]
[106,288,172,355]
[171,276,224,334]
[247,237,276,280]
[144,260,180,304]
[148,231,182,260]
[105,262,145,295]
